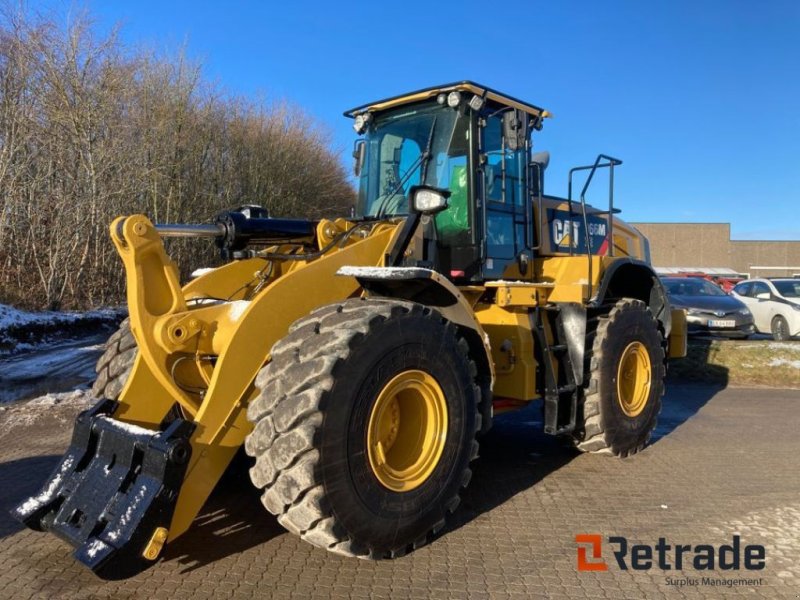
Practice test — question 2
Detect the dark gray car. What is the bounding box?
[662,277,755,338]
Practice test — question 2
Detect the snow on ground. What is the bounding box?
[769,358,800,369]
[0,303,122,358]
[0,334,109,403]
[0,303,116,331]
[0,389,93,428]
[0,303,124,403]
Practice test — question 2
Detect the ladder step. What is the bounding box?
[549,344,568,352]
[557,383,577,394]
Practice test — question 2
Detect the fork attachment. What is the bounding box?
[11,399,194,580]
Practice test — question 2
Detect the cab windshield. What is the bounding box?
[356,103,470,218]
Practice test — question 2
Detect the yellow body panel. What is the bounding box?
[473,304,537,402]
[669,308,688,358]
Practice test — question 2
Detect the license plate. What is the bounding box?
[708,319,736,328]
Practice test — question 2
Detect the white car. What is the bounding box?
[731,278,800,341]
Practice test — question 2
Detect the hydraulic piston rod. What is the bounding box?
[155,223,224,238]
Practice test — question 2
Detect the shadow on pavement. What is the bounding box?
[667,337,730,386]
[162,451,284,573]
[651,384,721,444]
[0,455,61,540]
[445,400,576,535]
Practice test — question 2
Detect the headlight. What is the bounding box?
[353,113,371,134]
[738,308,752,316]
[686,308,703,315]
[792,303,800,311]
[447,91,461,108]
[411,185,450,214]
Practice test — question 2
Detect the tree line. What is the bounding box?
[0,8,354,310]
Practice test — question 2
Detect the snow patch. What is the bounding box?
[191,267,216,278]
[337,266,429,279]
[107,484,149,542]
[228,300,251,322]
[3,390,92,427]
[85,538,108,559]
[98,416,156,437]
[768,342,800,352]
[0,303,123,359]
[0,304,119,332]
[16,455,75,515]
[769,358,800,369]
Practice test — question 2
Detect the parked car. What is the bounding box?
[661,277,755,338]
[731,278,800,341]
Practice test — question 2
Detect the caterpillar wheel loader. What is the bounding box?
[13,81,687,579]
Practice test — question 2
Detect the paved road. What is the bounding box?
[1,385,798,599]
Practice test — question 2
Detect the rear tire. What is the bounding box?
[574,299,665,456]
[244,298,481,558]
[771,316,790,342]
[92,318,136,400]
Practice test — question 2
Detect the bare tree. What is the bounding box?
[0,6,354,310]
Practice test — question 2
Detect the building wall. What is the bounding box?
[630,222,800,277]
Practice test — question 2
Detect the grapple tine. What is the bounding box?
[11,399,194,580]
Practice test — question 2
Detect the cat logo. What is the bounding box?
[553,219,581,248]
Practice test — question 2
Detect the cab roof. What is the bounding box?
[344,80,551,121]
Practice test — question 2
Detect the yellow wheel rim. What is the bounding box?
[616,341,652,417]
[366,370,448,492]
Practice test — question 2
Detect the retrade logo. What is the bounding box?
[575,534,608,571]
[575,534,765,572]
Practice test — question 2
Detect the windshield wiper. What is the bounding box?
[375,117,437,219]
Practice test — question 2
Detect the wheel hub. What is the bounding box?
[366,370,448,492]
[616,341,652,417]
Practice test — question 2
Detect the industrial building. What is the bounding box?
[630,222,800,278]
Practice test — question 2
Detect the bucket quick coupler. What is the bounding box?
[11,400,194,580]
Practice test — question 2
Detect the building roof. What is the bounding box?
[656,267,746,276]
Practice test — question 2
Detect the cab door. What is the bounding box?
[480,112,530,279]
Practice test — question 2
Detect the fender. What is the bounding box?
[591,258,672,337]
[336,266,495,390]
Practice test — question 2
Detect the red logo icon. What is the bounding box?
[576,534,608,571]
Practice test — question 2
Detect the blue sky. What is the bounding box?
[38,1,800,239]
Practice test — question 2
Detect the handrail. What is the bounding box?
[567,154,623,301]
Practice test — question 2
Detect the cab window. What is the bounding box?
[482,113,528,276]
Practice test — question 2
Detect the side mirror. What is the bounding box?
[353,140,366,177]
[410,185,450,214]
[755,292,771,300]
[503,109,528,152]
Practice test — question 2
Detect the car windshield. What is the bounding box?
[663,279,726,297]
[773,280,800,298]
[355,103,469,218]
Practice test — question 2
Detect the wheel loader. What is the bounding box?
[13,81,687,579]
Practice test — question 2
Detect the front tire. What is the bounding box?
[575,299,665,456]
[244,298,480,558]
[92,318,136,400]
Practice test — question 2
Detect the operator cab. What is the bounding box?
[347,81,551,282]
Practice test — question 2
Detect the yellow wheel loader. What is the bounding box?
[13,81,687,579]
